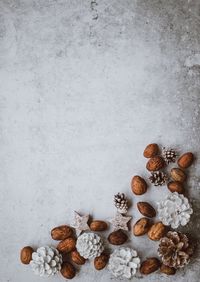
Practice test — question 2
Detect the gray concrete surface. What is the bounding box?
[0,0,200,281]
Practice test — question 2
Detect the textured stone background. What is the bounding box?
[0,0,200,281]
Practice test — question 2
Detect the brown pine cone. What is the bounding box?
[158,231,194,269]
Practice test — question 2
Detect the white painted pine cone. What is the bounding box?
[76,232,104,259]
[108,248,140,279]
[30,246,62,277]
[157,192,193,228]
[114,193,129,214]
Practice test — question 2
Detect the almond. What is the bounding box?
[60,262,76,279]
[146,156,165,171]
[108,230,128,245]
[178,152,194,168]
[57,237,76,253]
[131,176,147,195]
[94,253,109,270]
[20,246,34,265]
[143,143,159,158]
[160,264,176,275]
[51,225,73,240]
[148,222,166,241]
[71,250,86,265]
[167,181,184,194]
[140,258,160,274]
[90,220,108,231]
[137,202,156,218]
[170,168,187,183]
[133,218,151,236]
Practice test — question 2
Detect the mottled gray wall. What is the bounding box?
[0,0,200,281]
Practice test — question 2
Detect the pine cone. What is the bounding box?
[157,192,193,228]
[76,232,104,259]
[158,231,194,269]
[114,193,128,214]
[108,248,140,279]
[30,246,62,277]
[149,171,167,186]
[162,147,177,164]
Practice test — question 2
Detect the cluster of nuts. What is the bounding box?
[168,152,193,193]
[130,143,194,275]
[20,219,110,279]
[52,226,77,279]
[131,143,194,196]
[52,220,110,276]
[20,142,195,279]
[143,143,193,194]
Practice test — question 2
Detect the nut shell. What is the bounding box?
[178,152,194,169]
[57,237,76,253]
[143,143,159,158]
[170,168,187,183]
[90,220,108,231]
[160,264,176,275]
[146,156,165,171]
[60,262,76,279]
[94,253,109,270]
[137,202,156,218]
[20,246,34,265]
[148,222,166,241]
[131,176,147,195]
[133,218,151,236]
[167,181,184,194]
[108,230,128,245]
[140,258,161,274]
[51,225,73,240]
[71,250,86,265]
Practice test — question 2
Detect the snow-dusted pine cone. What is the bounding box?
[76,232,104,259]
[158,231,194,268]
[149,171,168,186]
[162,147,177,164]
[108,248,140,279]
[30,246,62,277]
[114,193,128,214]
[157,192,193,228]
